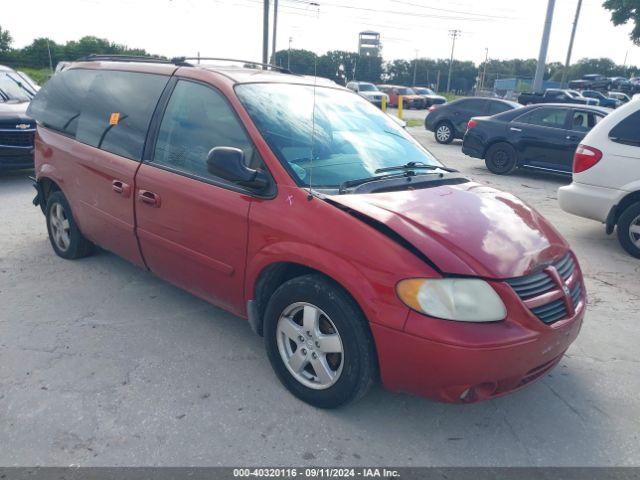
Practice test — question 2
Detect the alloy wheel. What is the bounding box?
[49,202,71,252]
[436,125,451,142]
[629,214,640,248]
[276,302,344,390]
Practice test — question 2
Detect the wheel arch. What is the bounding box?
[609,190,640,231]
[246,255,378,339]
[36,176,62,213]
[482,138,517,160]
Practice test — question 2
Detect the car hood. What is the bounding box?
[327,182,568,279]
[0,101,32,126]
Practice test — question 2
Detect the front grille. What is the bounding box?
[507,254,574,299]
[506,253,583,325]
[530,283,582,324]
[0,131,34,148]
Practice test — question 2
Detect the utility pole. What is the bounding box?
[533,0,555,93]
[560,0,582,88]
[262,0,270,66]
[446,30,461,93]
[479,48,489,92]
[288,36,292,71]
[46,39,54,73]
[412,49,418,86]
[271,0,278,63]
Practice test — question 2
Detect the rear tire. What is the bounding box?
[434,122,454,144]
[617,202,640,258]
[485,142,518,175]
[45,191,94,260]
[263,274,377,409]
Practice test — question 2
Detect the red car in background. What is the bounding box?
[377,85,426,109]
[28,57,584,408]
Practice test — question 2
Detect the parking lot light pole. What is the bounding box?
[533,0,556,93]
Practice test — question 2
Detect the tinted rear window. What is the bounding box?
[609,110,640,146]
[28,69,169,160]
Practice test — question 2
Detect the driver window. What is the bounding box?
[152,80,262,182]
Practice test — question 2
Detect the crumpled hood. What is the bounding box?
[327,182,568,279]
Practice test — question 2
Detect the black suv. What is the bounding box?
[0,65,37,171]
[425,97,520,144]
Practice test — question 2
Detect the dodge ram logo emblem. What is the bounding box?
[562,285,570,296]
[15,124,30,130]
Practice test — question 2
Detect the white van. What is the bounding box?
[559,99,640,257]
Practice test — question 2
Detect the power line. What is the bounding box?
[388,0,517,20]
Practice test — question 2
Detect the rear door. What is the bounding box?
[451,99,486,135]
[509,106,572,171]
[135,78,265,314]
[30,68,170,266]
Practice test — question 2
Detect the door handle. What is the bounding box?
[138,190,161,207]
[112,179,131,197]
[510,127,522,132]
[566,135,579,141]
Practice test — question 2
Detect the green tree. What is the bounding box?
[603,0,640,45]
[273,48,317,75]
[0,25,12,53]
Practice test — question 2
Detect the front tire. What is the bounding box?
[263,274,377,409]
[617,202,640,258]
[434,122,454,144]
[485,142,518,175]
[45,191,94,259]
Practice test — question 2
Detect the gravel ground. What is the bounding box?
[0,129,639,467]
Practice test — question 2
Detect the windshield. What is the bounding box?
[358,84,378,92]
[566,90,582,98]
[397,87,415,95]
[236,83,443,189]
[0,73,34,102]
[414,88,434,95]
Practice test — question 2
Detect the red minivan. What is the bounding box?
[28,57,585,408]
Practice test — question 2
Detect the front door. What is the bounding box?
[135,79,264,314]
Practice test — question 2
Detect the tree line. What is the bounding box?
[1,24,638,93]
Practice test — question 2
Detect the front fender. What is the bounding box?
[245,241,410,332]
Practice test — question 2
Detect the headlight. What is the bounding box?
[396,278,506,322]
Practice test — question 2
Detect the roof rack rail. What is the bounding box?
[171,56,293,74]
[76,54,174,64]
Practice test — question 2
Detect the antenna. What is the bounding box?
[307,3,321,201]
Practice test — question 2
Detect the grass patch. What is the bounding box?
[16,67,53,86]
[405,119,423,128]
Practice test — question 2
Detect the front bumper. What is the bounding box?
[0,150,34,170]
[372,282,585,403]
[558,182,624,223]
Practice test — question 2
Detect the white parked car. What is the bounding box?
[345,81,389,108]
[559,99,640,257]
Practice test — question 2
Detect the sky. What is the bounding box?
[2,0,639,67]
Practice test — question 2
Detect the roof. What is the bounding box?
[523,103,612,114]
[65,55,344,89]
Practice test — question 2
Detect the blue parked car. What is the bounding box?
[581,89,621,109]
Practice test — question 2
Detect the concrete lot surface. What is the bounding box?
[1,130,639,467]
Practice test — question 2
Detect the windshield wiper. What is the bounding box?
[339,171,432,194]
[375,161,457,174]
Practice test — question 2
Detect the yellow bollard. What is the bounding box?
[381,95,387,112]
[397,95,404,120]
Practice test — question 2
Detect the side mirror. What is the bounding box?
[206,147,268,190]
